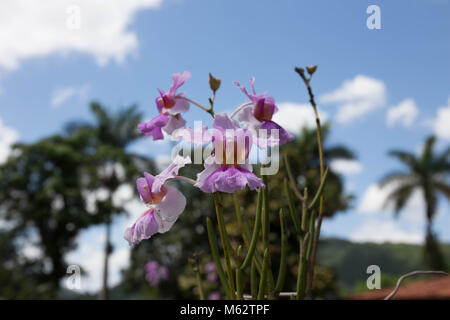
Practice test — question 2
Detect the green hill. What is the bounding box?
[317,238,450,294]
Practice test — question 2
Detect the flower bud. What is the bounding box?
[306,65,317,75]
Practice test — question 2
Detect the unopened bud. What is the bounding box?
[209,73,221,92]
[294,67,305,76]
[306,65,317,75]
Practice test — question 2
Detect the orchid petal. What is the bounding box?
[153,186,186,233]
[172,126,212,146]
[138,114,169,140]
[163,115,186,135]
[196,164,264,193]
[260,121,294,146]
[165,95,190,115]
[124,209,159,245]
[168,71,191,96]
[152,155,191,194]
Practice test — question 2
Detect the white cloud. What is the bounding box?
[357,184,428,225]
[112,184,134,207]
[272,102,329,134]
[0,0,162,71]
[432,97,450,141]
[155,154,171,171]
[320,75,386,123]
[386,98,419,127]
[65,234,130,293]
[330,159,363,176]
[51,84,89,108]
[0,117,19,164]
[349,219,422,244]
[357,183,397,214]
[65,187,144,293]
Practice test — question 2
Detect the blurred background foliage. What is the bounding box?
[0,102,448,299]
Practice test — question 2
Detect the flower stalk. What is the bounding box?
[295,66,326,297]
[206,217,231,297]
[213,192,236,299]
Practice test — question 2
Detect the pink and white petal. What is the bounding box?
[163,116,186,135]
[168,71,191,96]
[166,96,190,115]
[238,107,262,130]
[124,209,159,245]
[172,126,211,146]
[240,162,253,172]
[254,133,280,149]
[152,155,191,193]
[233,80,252,100]
[194,156,221,190]
[153,186,186,233]
[196,166,265,193]
[212,113,241,132]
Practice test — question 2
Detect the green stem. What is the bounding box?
[213,193,236,299]
[261,175,274,294]
[306,211,316,260]
[233,191,249,247]
[206,217,230,297]
[262,175,270,250]
[283,179,301,235]
[296,233,309,300]
[236,245,244,300]
[250,261,258,300]
[274,209,287,294]
[308,167,329,210]
[240,190,263,270]
[234,191,265,275]
[295,66,326,298]
[195,268,205,300]
[283,154,304,201]
[257,248,270,300]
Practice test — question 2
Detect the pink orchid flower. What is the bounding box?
[234,77,294,146]
[124,155,191,245]
[145,261,169,286]
[194,113,265,193]
[138,72,191,140]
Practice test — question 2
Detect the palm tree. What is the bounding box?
[68,102,154,299]
[380,135,450,269]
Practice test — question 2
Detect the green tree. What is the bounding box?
[380,135,449,269]
[69,102,153,299]
[280,123,355,217]
[0,132,97,298]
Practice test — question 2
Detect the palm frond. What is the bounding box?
[434,181,450,199]
[383,183,416,215]
[431,146,450,173]
[388,150,418,168]
[325,145,355,160]
[379,171,418,188]
[421,135,436,167]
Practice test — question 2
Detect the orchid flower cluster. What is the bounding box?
[124,67,327,301]
[124,71,292,246]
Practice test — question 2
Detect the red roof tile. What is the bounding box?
[348,276,450,300]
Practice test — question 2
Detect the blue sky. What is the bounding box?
[0,0,449,291]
